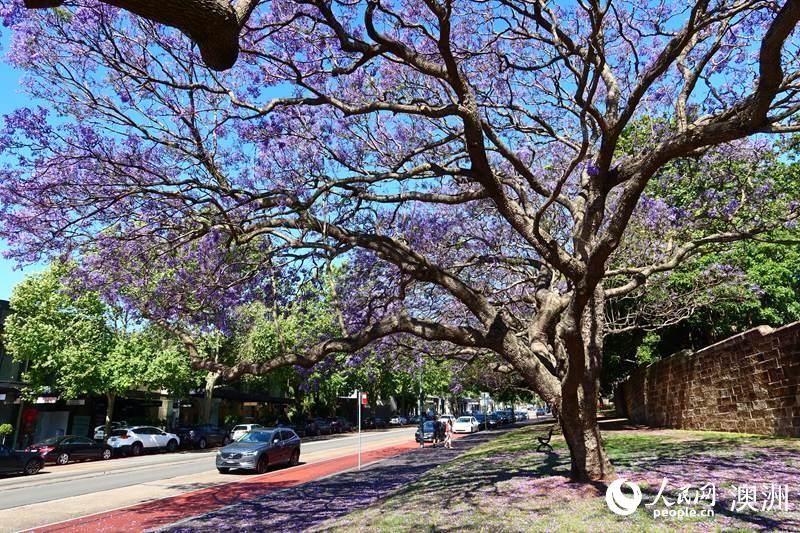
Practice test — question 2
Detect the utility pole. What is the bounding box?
[418,368,424,448]
[357,389,362,470]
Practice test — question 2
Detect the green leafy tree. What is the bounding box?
[4,266,195,437]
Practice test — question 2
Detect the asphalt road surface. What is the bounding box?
[0,426,417,532]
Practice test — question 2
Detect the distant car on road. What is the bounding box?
[363,416,387,429]
[438,415,456,426]
[453,416,480,433]
[93,421,128,441]
[28,435,113,465]
[107,426,180,456]
[515,411,529,421]
[536,407,546,417]
[313,418,334,435]
[216,428,301,474]
[0,445,44,475]
[175,424,229,449]
[230,424,264,442]
[388,415,407,426]
[296,419,319,437]
[330,417,353,433]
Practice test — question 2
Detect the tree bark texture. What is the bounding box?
[104,392,116,442]
[24,0,246,70]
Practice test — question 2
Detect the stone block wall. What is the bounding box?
[615,322,800,436]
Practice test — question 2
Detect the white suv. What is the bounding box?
[438,415,456,426]
[93,421,128,441]
[230,423,264,442]
[107,426,180,456]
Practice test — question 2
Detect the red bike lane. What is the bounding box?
[27,441,422,533]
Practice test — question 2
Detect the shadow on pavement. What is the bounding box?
[159,429,515,532]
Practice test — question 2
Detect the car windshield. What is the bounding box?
[232,425,247,431]
[237,431,273,443]
[422,421,435,431]
[457,417,471,423]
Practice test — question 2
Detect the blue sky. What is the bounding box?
[0,37,45,301]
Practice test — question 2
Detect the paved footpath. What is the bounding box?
[160,430,505,532]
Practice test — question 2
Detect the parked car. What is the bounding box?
[27,435,113,465]
[0,445,44,475]
[175,424,230,449]
[292,419,317,437]
[362,416,387,429]
[388,415,407,426]
[314,418,334,435]
[536,407,546,417]
[407,415,423,425]
[438,414,456,426]
[216,428,301,474]
[515,411,529,421]
[473,413,489,429]
[414,421,437,443]
[330,417,353,433]
[230,424,264,442]
[275,421,305,437]
[453,416,480,433]
[488,413,502,428]
[93,421,128,441]
[106,426,180,456]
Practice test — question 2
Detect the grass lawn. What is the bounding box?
[311,421,800,532]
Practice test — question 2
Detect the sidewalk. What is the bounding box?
[159,430,507,532]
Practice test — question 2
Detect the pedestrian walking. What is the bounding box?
[444,419,453,449]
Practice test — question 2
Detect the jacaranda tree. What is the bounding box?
[2,0,800,480]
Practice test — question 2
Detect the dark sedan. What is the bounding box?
[216,429,301,474]
[27,435,113,465]
[314,418,334,435]
[330,417,353,433]
[362,416,387,429]
[0,445,44,475]
[414,421,437,444]
[175,424,230,449]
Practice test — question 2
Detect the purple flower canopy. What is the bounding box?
[0,0,797,428]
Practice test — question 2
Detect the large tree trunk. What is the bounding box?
[104,393,116,441]
[558,379,614,481]
[201,371,219,424]
[557,287,615,481]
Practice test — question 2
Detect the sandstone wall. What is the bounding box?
[615,322,800,436]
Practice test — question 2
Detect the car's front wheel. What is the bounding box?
[197,438,208,450]
[217,467,230,474]
[24,459,42,475]
[256,455,269,474]
[55,452,70,465]
[289,449,300,467]
[166,439,178,453]
[131,442,143,456]
[102,448,113,460]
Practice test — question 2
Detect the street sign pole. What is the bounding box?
[357,389,362,470]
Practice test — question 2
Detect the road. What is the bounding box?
[0,426,417,532]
